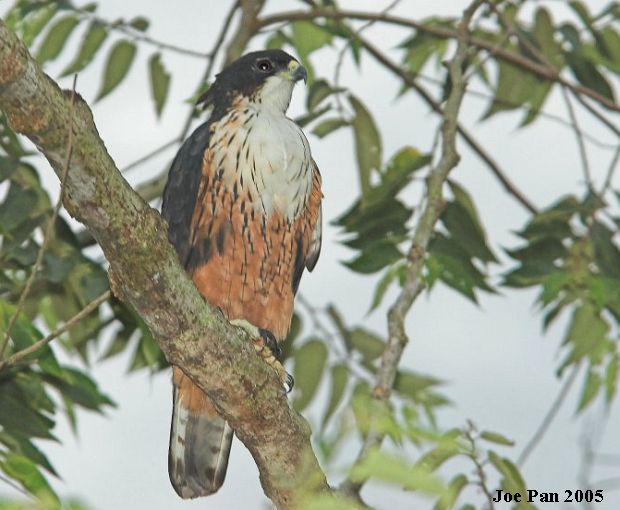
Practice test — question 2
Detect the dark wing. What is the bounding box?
[292,164,322,294]
[305,165,322,272]
[161,121,211,269]
[305,206,321,272]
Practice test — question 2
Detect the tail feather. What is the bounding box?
[169,368,233,498]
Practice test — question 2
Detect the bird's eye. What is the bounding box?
[256,59,273,72]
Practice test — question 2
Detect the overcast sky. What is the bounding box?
[2,0,620,509]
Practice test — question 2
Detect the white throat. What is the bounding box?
[253,75,295,114]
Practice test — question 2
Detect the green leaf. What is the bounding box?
[533,7,564,69]
[480,430,515,446]
[96,40,137,101]
[266,30,287,50]
[559,304,609,372]
[343,240,402,274]
[326,305,351,350]
[427,233,494,301]
[129,17,150,31]
[578,369,602,411]
[590,221,620,280]
[0,454,59,507]
[369,262,405,313]
[538,271,571,306]
[291,22,332,58]
[337,199,411,250]
[394,370,443,402]
[18,3,58,47]
[0,182,38,234]
[0,433,57,476]
[36,15,80,65]
[518,195,579,242]
[401,32,448,74]
[565,50,615,101]
[282,312,302,360]
[349,328,385,363]
[0,378,56,440]
[520,81,552,126]
[488,451,526,493]
[295,105,331,128]
[148,53,171,117]
[349,95,382,197]
[441,201,497,263]
[312,118,349,138]
[306,80,343,111]
[61,22,108,76]
[569,1,593,28]
[604,353,618,402]
[482,58,539,119]
[349,448,445,495]
[321,364,348,428]
[415,439,460,472]
[434,474,468,510]
[293,339,328,411]
[45,368,115,411]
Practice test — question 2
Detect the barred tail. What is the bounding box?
[168,367,233,498]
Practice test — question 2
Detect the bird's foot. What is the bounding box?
[229,319,294,393]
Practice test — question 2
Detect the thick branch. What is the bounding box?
[0,21,328,510]
[341,0,483,496]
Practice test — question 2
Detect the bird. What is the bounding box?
[161,49,322,499]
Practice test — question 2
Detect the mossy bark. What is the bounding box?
[0,21,328,509]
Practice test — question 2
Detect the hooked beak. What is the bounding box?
[283,60,308,84]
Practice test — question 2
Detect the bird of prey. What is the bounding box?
[161,49,322,499]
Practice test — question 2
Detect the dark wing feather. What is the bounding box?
[161,121,211,268]
[305,204,321,272]
[305,164,322,272]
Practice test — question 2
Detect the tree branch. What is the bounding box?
[517,364,580,467]
[0,290,111,373]
[0,21,329,510]
[257,8,620,113]
[0,75,77,360]
[340,0,484,496]
[353,33,539,215]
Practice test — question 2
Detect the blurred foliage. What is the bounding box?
[2,0,620,508]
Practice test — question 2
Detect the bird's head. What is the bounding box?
[198,50,307,118]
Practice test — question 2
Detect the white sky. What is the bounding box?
[2,0,620,509]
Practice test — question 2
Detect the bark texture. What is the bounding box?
[0,21,328,509]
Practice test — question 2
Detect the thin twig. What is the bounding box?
[70,7,208,58]
[0,290,111,373]
[572,92,620,138]
[464,425,496,510]
[178,0,242,141]
[601,145,620,196]
[486,1,620,145]
[562,87,593,190]
[415,73,617,150]
[332,0,403,114]
[0,76,78,360]
[121,138,178,174]
[354,33,539,214]
[296,295,371,383]
[339,0,484,497]
[517,364,581,466]
[0,473,33,498]
[125,1,242,212]
[257,8,620,113]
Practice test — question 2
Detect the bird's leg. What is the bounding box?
[229,319,294,393]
